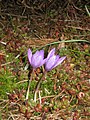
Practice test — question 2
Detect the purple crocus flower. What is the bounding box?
[28,49,46,69]
[45,48,66,71]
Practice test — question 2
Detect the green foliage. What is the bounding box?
[0,69,17,99]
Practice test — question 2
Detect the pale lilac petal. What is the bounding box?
[45,55,56,71]
[39,50,44,59]
[33,50,40,58]
[53,56,66,68]
[31,50,41,64]
[55,55,60,61]
[31,55,43,68]
[45,55,60,71]
[39,58,46,67]
[46,48,55,60]
[28,49,32,63]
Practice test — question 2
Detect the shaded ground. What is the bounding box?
[0,0,90,120]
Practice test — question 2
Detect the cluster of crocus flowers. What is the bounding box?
[27,48,66,102]
[28,48,66,71]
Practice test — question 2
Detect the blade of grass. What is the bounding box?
[23,39,90,58]
[38,39,90,49]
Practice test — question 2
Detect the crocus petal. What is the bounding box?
[46,48,55,60]
[31,55,43,68]
[33,50,40,58]
[55,55,60,61]
[28,49,32,63]
[31,50,42,63]
[38,58,46,67]
[53,56,66,68]
[39,50,44,59]
[45,55,57,71]
[31,50,44,68]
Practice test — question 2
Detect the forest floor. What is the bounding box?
[0,1,90,120]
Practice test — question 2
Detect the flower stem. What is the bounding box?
[26,69,34,100]
[34,71,47,102]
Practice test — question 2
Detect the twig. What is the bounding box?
[22,7,26,16]
[0,21,5,28]
[1,102,9,111]
[85,5,90,17]
[66,25,90,31]
[53,89,65,100]
[22,0,31,8]
[9,112,15,120]
[36,95,55,100]
[1,61,14,66]
[16,80,28,84]
[0,41,7,45]
[0,12,27,18]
